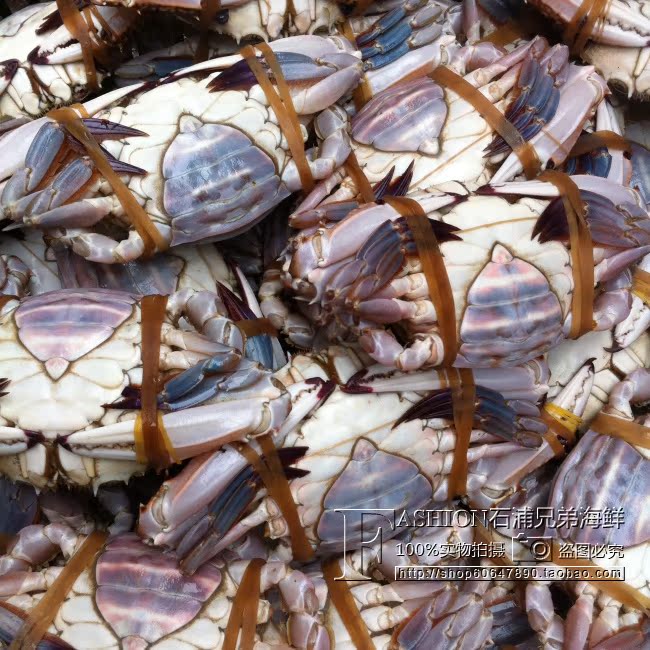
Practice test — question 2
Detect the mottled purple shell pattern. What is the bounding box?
[457,245,564,367]
[95,535,221,645]
[14,289,136,365]
[316,438,433,553]
[549,430,650,548]
[351,77,447,153]
[163,123,290,246]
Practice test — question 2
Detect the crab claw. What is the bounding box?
[64,365,292,462]
[137,378,331,572]
[208,38,363,115]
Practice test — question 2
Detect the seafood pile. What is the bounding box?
[0,0,648,647]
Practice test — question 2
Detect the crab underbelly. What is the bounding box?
[163,122,290,245]
[456,245,564,367]
[0,371,127,435]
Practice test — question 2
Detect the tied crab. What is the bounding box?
[135,346,588,574]
[0,36,362,263]
[0,1,136,120]
[482,367,650,648]
[0,529,293,648]
[261,180,650,371]
[0,286,290,488]
[323,35,608,198]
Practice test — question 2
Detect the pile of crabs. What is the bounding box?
[0,0,648,647]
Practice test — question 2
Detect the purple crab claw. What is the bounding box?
[485,46,568,158]
[395,384,539,446]
[1,121,147,230]
[356,2,454,71]
[217,282,274,370]
[533,189,650,249]
[174,447,309,574]
[208,45,362,115]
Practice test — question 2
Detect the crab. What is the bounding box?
[0,517,512,649]
[326,35,608,199]
[0,528,294,648]
[0,1,136,120]
[0,286,292,489]
[134,345,594,576]
[0,35,363,263]
[476,366,650,648]
[263,177,650,371]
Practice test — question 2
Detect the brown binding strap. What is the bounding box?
[344,151,376,203]
[222,558,265,650]
[381,197,476,497]
[590,413,650,449]
[632,268,650,306]
[540,402,580,456]
[538,170,594,339]
[240,43,314,193]
[235,317,278,338]
[341,20,374,110]
[195,0,221,63]
[383,196,457,366]
[0,295,18,310]
[446,367,476,498]
[570,130,632,157]
[429,66,541,180]
[56,0,99,90]
[564,0,611,55]
[48,107,168,257]
[480,21,527,47]
[134,294,178,470]
[9,530,108,650]
[237,434,314,562]
[322,557,375,650]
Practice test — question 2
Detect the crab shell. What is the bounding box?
[548,427,650,608]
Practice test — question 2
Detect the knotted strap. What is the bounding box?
[564,0,611,55]
[344,151,376,203]
[538,170,594,339]
[134,294,178,469]
[590,413,650,449]
[9,530,108,650]
[383,196,457,366]
[48,107,168,257]
[570,130,631,156]
[428,66,541,180]
[540,402,581,456]
[234,317,278,338]
[322,557,375,650]
[240,43,314,193]
[632,268,650,306]
[341,20,374,110]
[222,558,265,650]
[237,434,314,562]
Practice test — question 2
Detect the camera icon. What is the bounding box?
[511,533,554,562]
